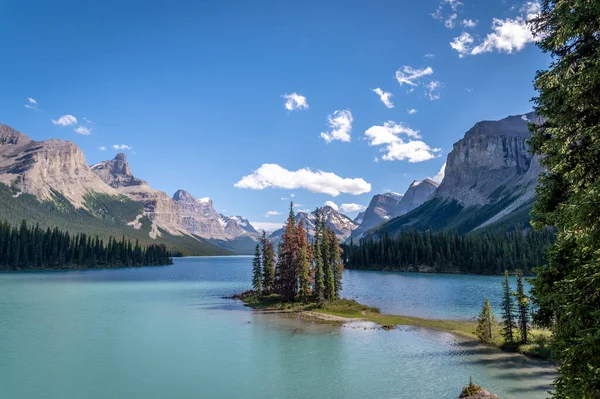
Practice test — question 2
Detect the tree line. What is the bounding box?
[343,228,555,275]
[0,220,173,270]
[253,204,343,302]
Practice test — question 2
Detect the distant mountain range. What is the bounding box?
[0,112,542,255]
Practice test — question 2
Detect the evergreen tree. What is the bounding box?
[515,271,529,344]
[475,298,498,344]
[261,231,276,294]
[252,244,262,296]
[313,208,325,302]
[528,1,600,396]
[500,271,516,345]
[277,202,299,301]
[328,227,343,300]
[297,221,311,302]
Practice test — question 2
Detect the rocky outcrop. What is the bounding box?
[459,383,499,399]
[269,205,358,242]
[0,124,119,208]
[90,153,144,188]
[396,178,438,215]
[435,113,542,207]
[172,189,260,242]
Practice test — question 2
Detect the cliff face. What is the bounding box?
[396,178,438,215]
[435,113,541,207]
[90,153,145,188]
[0,124,119,208]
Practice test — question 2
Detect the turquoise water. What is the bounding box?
[0,257,554,398]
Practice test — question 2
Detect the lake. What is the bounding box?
[0,256,555,398]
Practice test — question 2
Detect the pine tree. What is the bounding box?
[277,202,298,301]
[260,231,275,294]
[297,222,311,302]
[515,271,529,344]
[500,271,516,345]
[475,298,497,344]
[328,227,343,300]
[252,244,262,296]
[313,208,325,303]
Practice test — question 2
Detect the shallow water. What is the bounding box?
[0,256,555,398]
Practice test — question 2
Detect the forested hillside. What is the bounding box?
[344,228,555,275]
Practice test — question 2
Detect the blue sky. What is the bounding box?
[0,0,548,230]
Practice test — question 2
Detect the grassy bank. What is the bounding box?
[236,292,552,360]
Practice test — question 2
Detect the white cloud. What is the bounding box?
[293,203,303,208]
[395,66,433,86]
[74,126,91,135]
[250,221,284,232]
[365,121,421,146]
[112,144,133,150]
[425,81,441,101]
[265,211,282,218]
[450,32,474,57]
[24,97,39,111]
[341,203,366,213]
[373,157,379,163]
[52,114,77,126]
[234,163,371,196]
[320,110,353,143]
[372,88,394,108]
[431,162,446,183]
[432,0,463,28]
[382,140,442,163]
[282,93,309,111]
[407,108,418,115]
[462,19,477,28]
[454,2,541,57]
[324,201,339,211]
[365,121,440,163]
[424,53,435,58]
[445,13,458,28]
[99,146,107,151]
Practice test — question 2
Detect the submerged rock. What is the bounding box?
[459,382,499,399]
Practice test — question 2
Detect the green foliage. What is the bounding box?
[344,228,554,275]
[252,244,262,295]
[0,219,172,270]
[476,298,499,345]
[527,0,600,396]
[260,231,276,294]
[501,271,516,345]
[515,271,529,344]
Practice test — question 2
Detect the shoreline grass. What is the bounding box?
[234,291,552,361]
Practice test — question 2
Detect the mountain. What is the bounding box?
[91,154,188,237]
[369,112,542,237]
[351,179,438,239]
[269,205,358,242]
[354,211,365,225]
[172,189,260,254]
[0,124,119,208]
[0,124,228,256]
[92,154,259,254]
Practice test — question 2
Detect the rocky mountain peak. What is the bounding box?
[91,153,144,188]
[172,189,195,203]
[0,124,30,146]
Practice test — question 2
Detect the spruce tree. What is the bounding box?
[313,208,325,302]
[500,271,516,345]
[328,227,343,300]
[515,271,529,344]
[277,202,298,301]
[261,231,275,294]
[528,1,600,395]
[252,244,262,296]
[475,298,497,344]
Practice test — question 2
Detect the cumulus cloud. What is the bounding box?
[450,32,474,57]
[24,97,39,111]
[99,146,107,151]
[452,1,541,56]
[52,114,77,126]
[112,144,133,150]
[365,121,441,163]
[324,201,339,211]
[74,126,91,135]
[365,121,421,146]
[265,211,282,218]
[341,203,366,213]
[432,0,463,28]
[425,81,441,101]
[372,88,394,108]
[282,93,309,111]
[383,140,442,163]
[234,163,371,196]
[395,66,434,86]
[408,108,418,115]
[431,162,446,183]
[320,110,353,143]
